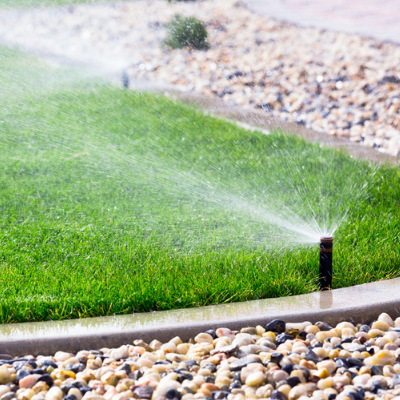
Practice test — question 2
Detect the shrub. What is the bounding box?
[163,14,209,50]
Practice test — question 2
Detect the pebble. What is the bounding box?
[107,346,129,361]
[364,349,396,366]
[132,386,153,399]
[0,367,13,385]
[265,319,286,334]
[0,0,398,157]
[229,357,261,371]
[19,375,40,389]
[1,393,16,400]
[45,387,63,400]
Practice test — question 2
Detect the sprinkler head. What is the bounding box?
[319,236,333,291]
[122,70,129,89]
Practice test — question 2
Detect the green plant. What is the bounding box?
[163,14,209,50]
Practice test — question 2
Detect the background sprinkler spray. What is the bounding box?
[319,237,333,290]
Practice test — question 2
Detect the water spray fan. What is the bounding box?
[319,237,333,290]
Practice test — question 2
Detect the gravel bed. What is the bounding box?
[0,0,399,157]
[2,313,400,400]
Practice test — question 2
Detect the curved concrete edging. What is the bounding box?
[1,278,400,356]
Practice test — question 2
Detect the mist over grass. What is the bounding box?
[0,43,399,323]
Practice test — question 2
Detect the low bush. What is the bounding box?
[164,14,209,50]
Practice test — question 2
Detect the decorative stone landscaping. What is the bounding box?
[2,313,400,399]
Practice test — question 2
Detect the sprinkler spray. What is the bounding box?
[319,237,333,290]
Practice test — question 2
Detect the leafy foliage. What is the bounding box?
[164,14,209,50]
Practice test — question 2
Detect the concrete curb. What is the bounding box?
[1,278,400,356]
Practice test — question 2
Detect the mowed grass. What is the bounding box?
[0,45,400,323]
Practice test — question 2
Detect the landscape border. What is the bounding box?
[1,277,400,356]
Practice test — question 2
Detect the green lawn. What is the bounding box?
[0,42,399,323]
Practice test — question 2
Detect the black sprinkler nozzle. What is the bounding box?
[319,237,333,290]
[122,70,129,89]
